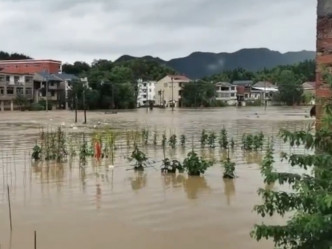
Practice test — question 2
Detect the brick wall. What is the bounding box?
[0,60,61,74]
[316,0,332,128]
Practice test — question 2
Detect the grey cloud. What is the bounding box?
[0,0,316,63]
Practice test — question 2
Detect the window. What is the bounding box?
[7,87,14,95]
[25,88,32,95]
[51,91,55,97]
[149,89,151,92]
[0,75,4,82]
[143,83,147,87]
[164,83,168,87]
[231,93,235,97]
[143,95,147,99]
[6,76,10,82]
[231,87,235,90]
[14,76,19,83]
[16,87,23,95]
[0,87,4,94]
[25,76,33,83]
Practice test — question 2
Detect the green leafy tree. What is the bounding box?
[251,73,332,248]
[277,70,303,105]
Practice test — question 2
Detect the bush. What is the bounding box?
[246,99,261,106]
[38,99,53,110]
[183,150,213,176]
[30,103,44,111]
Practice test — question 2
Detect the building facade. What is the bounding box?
[0,59,62,74]
[0,73,34,111]
[154,75,191,107]
[215,82,237,105]
[0,71,78,111]
[137,79,156,107]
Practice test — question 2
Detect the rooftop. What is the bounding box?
[0,59,61,64]
[215,82,234,87]
[253,81,277,88]
[232,80,253,86]
[167,75,191,81]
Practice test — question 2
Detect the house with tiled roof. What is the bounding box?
[154,74,191,107]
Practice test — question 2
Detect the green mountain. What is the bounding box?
[115,48,315,79]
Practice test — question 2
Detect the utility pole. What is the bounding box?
[75,93,78,123]
[83,85,87,124]
[45,80,49,112]
[171,77,174,111]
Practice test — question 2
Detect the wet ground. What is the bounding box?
[0,106,313,249]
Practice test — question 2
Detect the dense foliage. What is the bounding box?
[63,58,314,109]
[63,58,176,109]
[0,51,31,60]
[251,72,332,248]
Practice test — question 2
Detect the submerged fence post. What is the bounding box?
[34,230,37,249]
[7,185,12,232]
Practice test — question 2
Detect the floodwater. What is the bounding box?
[0,107,313,249]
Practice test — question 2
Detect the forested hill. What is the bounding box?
[115,48,315,79]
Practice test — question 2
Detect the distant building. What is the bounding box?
[0,72,34,111]
[0,59,62,74]
[232,80,253,102]
[302,82,316,105]
[137,79,156,107]
[215,82,237,105]
[252,81,278,101]
[154,75,191,107]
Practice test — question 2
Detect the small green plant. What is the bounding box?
[219,128,228,149]
[161,158,184,174]
[222,157,236,179]
[242,134,253,150]
[230,138,235,149]
[79,133,93,163]
[200,129,208,147]
[183,150,213,176]
[208,132,216,148]
[142,129,149,145]
[242,132,264,151]
[129,146,148,171]
[180,134,186,147]
[168,134,177,149]
[32,144,42,160]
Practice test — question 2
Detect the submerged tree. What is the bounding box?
[251,74,332,248]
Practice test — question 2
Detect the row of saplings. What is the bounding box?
[129,146,236,179]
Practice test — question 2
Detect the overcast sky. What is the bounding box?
[0,0,316,64]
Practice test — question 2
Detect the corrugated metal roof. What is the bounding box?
[232,80,253,86]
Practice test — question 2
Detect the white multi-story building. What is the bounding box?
[215,82,237,105]
[137,79,156,107]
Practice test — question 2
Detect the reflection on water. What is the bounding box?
[130,171,147,191]
[162,174,185,189]
[0,107,312,249]
[183,176,210,199]
[224,178,236,205]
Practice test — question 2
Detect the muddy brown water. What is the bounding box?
[0,107,313,249]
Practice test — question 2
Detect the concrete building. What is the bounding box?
[137,79,156,107]
[0,72,34,111]
[251,81,278,101]
[154,75,191,107]
[215,82,237,105]
[0,59,62,74]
